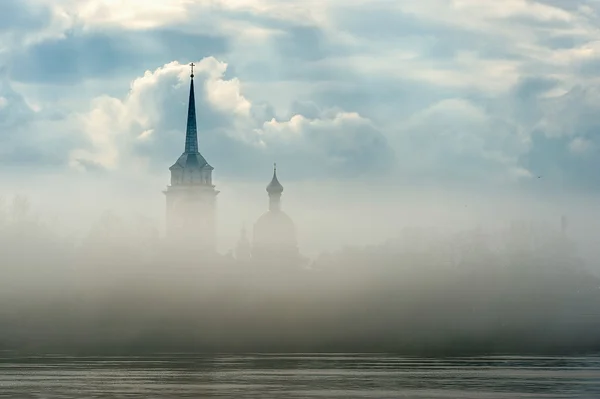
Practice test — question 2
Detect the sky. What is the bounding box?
[2,0,600,254]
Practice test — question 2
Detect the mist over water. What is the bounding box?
[1,172,600,357]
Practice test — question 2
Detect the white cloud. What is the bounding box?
[0,97,7,109]
[70,95,124,170]
[69,58,392,178]
[201,59,252,117]
[398,98,531,182]
[257,111,373,149]
[40,0,329,33]
[451,0,572,22]
[569,137,593,154]
[70,58,242,170]
[49,0,191,29]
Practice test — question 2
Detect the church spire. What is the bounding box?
[184,62,198,154]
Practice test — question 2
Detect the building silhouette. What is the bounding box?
[164,63,219,253]
[251,164,301,264]
[164,64,304,264]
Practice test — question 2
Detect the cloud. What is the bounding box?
[65,0,192,29]
[0,72,35,131]
[0,0,49,34]
[8,27,229,85]
[70,58,394,181]
[255,110,394,177]
[395,98,532,185]
[569,137,593,154]
[0,0,72,56]
[2,0,600,192]
[0,68,79,168]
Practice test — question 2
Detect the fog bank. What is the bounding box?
[0,182,599,356]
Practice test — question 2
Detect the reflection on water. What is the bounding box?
[1,353,599,398]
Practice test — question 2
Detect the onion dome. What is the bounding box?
[266,163,284,194]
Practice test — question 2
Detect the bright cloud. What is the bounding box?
[68,57,392,180]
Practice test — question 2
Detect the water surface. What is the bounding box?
[1,354,599,398]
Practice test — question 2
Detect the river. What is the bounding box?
[1,354,599,398]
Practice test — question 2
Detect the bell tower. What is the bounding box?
[164,63,219,252]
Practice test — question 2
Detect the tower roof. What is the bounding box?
[170,62,213,171]
[266,163,284,194]
[170,152,212,171]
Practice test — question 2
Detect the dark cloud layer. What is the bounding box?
[9,28,229,84]
[0,0,50,33]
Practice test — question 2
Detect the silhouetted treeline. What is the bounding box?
[0,196,599,356]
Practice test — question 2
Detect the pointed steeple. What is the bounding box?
[169,62,213,176]
[184,62,198,154]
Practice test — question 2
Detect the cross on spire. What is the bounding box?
[190,62,195,78]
